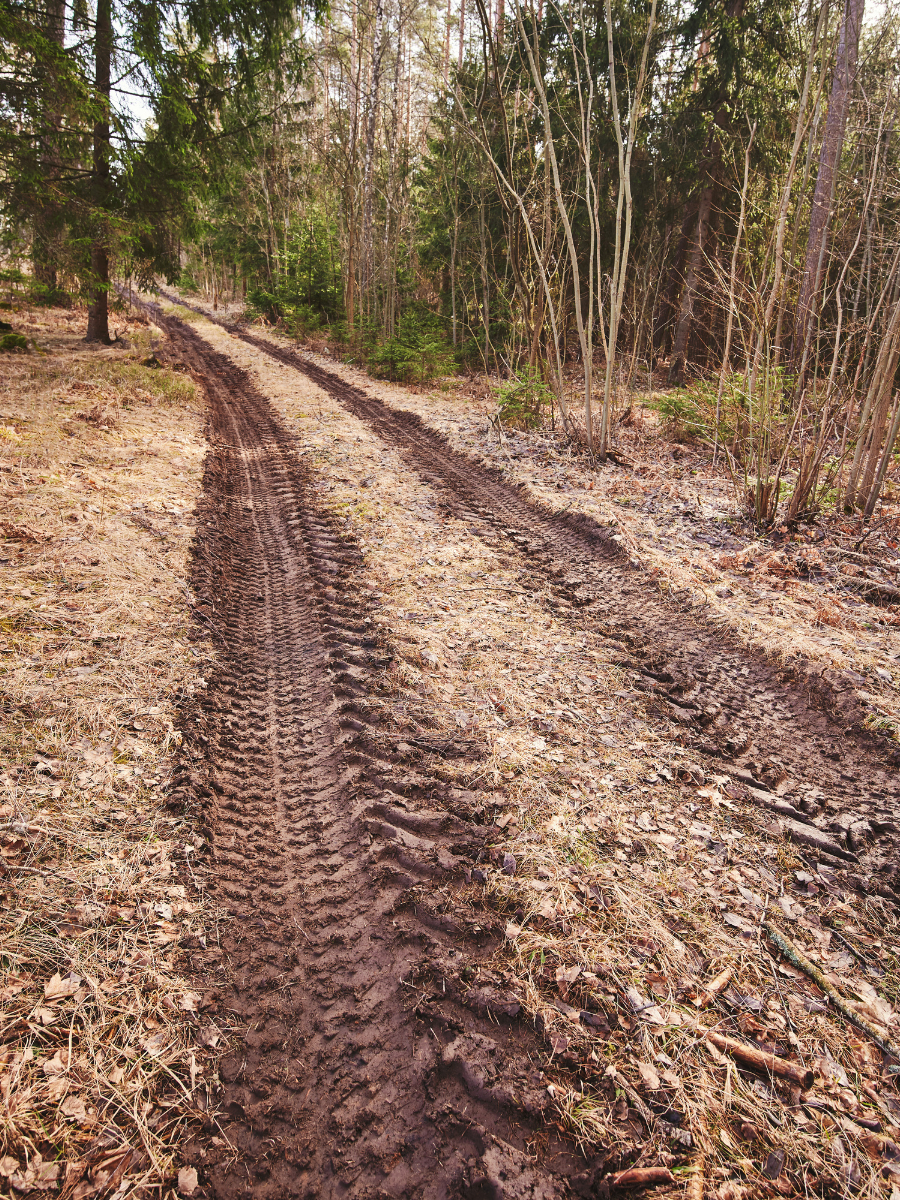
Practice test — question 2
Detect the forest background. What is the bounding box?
[2,0,900,526]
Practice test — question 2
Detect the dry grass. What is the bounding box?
[0,303,223,1200]
[238,328,900,741]
[143,296,900,1198]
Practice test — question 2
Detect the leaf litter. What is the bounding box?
[162,299,900,1199]
[0,303,224,1200]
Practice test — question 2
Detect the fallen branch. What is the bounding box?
[700,966,733,1007]
[684,1155,705,1200]
[605,1166,674,1189]
[0,862,83,886]
[838,574,900,604]
[763,921,900,1061]
[704,1030,814,1089]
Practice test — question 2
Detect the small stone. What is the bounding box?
[178,1166,199,1195]
[502,853,516,876]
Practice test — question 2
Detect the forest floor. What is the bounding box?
[0,303,220,1200]
[1,292,899,1200]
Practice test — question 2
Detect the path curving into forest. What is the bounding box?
[157,293,900,899]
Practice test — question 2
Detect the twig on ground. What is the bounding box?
[702,1028,814,1088]
[763,920,900,1061]
[604,1166,674,1188]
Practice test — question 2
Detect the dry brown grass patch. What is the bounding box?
[1,303,222,1200]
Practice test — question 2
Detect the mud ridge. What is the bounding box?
[149,310,601,1199]
[155,292,900,897]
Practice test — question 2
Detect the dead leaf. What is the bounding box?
[637,1061,661,1091]
[44,972,82,1001]
[197,1024,221,1049]
[42,1048,70,1076]
[626,985,665,1025]
[853,981,894,1027]
[0,976,29,1002]
[177,1167,199,1196]
[555,965,582,984]
[9,1154,60,1192]
[60,1095,88,1123]
[141,1031,167,1057]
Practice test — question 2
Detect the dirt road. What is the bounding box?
[159,295,900,893]
[147,301,900,1198]
[158,316,592,1199]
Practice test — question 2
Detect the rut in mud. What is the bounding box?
[158,314,595,1200]
[157,296,900,898]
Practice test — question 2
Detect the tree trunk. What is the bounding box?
[792,0,865,367]
[667,174,715,384]
[362,0,385,310]
[85,0,112,344]
[443,0,452,84]
[479,192,491,367]
[32,0,66,298]
[654,202,695,362]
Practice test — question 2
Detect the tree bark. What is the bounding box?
[792,0,865,368]
[85,0,112,343]
[443,0,452,83]
[654,204,694,362]
[479,191,491,367]
[362,0,385,311]
[667,172,715,384]
[32,0,66,298]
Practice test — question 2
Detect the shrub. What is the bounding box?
[367,310,453,384]
[494,368,554,429]
[654,388,705,440]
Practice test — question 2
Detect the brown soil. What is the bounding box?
[158,294,900,897]
[154,314,597,1198]
[141,297,900,1199]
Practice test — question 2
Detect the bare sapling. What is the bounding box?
[598,0,657,460]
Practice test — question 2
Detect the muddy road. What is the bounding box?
[158,315,594,1199]
[146,299,900,1199]
[158,294,900,896]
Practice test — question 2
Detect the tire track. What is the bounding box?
[157,292,900,898]
[153,313,596,1199]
